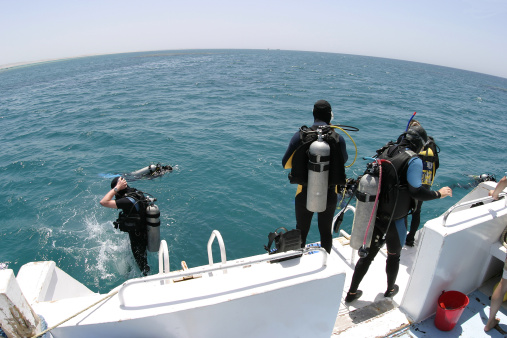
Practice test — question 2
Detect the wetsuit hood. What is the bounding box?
[405,125,428,153]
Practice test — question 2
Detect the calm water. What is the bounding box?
[1,49,506,293]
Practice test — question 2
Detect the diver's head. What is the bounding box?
[409,119,421,128]
[405,125,428,153]
[110,176,128,197]
[313,100,333,124]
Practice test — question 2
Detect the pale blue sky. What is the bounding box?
[1,0,506,78]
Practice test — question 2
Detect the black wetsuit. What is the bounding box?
[406,137,439,245]
[348,143,441,294]
[282,120,348,253]
[116,197,149,275]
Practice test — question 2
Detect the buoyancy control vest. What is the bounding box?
[418,137,439,186]
[288,125,346,187]
[376,144,418,222]
[114,188,150,232]
[114,187,161,252]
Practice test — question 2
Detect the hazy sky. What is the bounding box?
[1,0,506,78]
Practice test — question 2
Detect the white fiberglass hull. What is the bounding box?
[31,249,345,338]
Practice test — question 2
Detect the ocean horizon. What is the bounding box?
[2,48,507,81]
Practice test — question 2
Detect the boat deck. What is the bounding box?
[329,233,507,337]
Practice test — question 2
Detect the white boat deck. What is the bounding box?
[329,232,417,336]
[329,231,507,337]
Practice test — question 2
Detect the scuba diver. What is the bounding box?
[402,120,440,247]
[282,100,348,253]
[100,176,156,276]
[345,125,452,302]
[99,163,173,182]
[130,163,173,178]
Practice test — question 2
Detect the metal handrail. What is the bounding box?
[118,247,328,306]
[331,205,355,236]
[158,240,170,274]
[208,230,227,266]
[442,193,506,226]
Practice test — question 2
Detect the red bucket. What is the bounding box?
[434,290,469,331]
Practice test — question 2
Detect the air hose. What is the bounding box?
[331,124,359,168]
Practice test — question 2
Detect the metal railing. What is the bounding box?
[207,230,227,275]
[158,240,170,274]
[442,193,506,227]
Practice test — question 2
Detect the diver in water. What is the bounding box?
[473,173,497,184]
[100,176,150,275]
[345,125,452,302]
[282,100,348,253]
[130,163,173,178]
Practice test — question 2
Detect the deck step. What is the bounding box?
[332,299,409,337]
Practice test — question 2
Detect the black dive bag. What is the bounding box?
[264,227,302,254]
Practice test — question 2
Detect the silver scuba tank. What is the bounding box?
[306,130,331,212]
[350,165,379,250]
[146,204,161,252]
[132,164,156,177]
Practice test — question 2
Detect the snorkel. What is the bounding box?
[405,111,417,132]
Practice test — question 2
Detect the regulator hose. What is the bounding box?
[331,124,359,168]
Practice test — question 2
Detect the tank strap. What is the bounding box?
[308,153,331,162]
[308,163,330,172]
[355,190,377,203]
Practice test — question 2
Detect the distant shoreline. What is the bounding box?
[0,54,103,71]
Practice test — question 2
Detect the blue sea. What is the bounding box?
[1,49,506,293]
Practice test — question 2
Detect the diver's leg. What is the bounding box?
[385,218,405,296]
[406,201,422,246]
[485,258,507,331]
[317,189,338,253]
[295,188,313,248]
[347,226,384,299]
[129,230,149,275]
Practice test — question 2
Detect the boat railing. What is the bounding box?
[442,193,506,227]
[158,240,170,274]
[332,205,357,262]
[118,246,329,306]
[208,230,227,275]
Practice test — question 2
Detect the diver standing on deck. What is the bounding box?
[345,125,452,302]
[282,100,348,253]
[404,120,440,246]
[100,176,150,276]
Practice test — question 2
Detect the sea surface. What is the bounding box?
[1,49,506,293]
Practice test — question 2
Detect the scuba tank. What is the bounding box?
[306,128,331,212]
[350,160,381,256]
[131,164,157,177]
[145,199,161,252]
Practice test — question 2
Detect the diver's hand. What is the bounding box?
[489,176,507,200]
[438,187,452,198]
[488,190,499,200]
[116,177,128,191]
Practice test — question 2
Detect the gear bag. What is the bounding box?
[264,227,302,254]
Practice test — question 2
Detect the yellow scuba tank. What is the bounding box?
[306,129,331,212]
[146,203,161,252]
